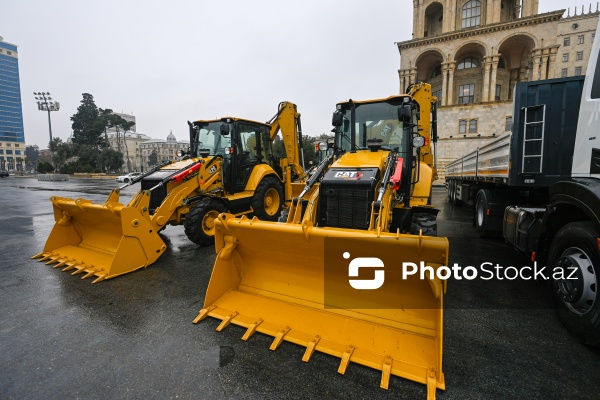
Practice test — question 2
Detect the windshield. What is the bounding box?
[336,100,407,152]
[192,122,232,157]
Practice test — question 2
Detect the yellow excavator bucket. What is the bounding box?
[194,214,448,398]
[32,193,167,283]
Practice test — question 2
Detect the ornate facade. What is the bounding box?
[398,1,599,179]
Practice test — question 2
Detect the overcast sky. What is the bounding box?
[1,0,576,147]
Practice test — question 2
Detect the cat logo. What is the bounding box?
[209,165,217,174]
[333,171,363,180]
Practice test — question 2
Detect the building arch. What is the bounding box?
[424,2,444,37]
[500,0,519,22]
[498,33,536,97]
[415,48,445,100]
[452,42,487,104]
[453,41,488,62]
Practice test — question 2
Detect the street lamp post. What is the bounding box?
[33,92,60,145]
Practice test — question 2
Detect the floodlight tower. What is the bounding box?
[34,92,60,145]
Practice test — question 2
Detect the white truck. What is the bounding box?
[445,19,600,344]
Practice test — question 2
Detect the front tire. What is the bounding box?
[548,222,600,345]
[184,198,227,246]
[251,176,284,221]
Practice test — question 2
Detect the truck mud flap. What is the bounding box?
[194,214,448,398]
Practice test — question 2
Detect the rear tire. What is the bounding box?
[184,198,227,246]
[448,181,455,205]
[251,176,284,221]
[475,189,496,238]
[548,222,600,345]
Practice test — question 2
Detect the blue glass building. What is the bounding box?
[0,36,25,171]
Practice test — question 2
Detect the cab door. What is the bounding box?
[232,122,267,192]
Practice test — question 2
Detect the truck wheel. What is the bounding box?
[448,181,456,205]
[251,176,284,221]
[548,222,600,345]
[475,189,495,238]
[184,198,227,246]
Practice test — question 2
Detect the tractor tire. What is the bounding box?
[184,198,227,246]
[410,212,438,236]
[548,222,600,345]
[251,176,284,221]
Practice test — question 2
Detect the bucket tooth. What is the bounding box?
[92,275,107,284]
[44,256,61,265]
[31,252,46,259]
[337,345,355,375]
[53,258,74,268]
[302,335,321,362]
[81,270,97,280]
[427,370,437,400]
[38,253,56,262]
[192,305,217,324]
[216,311,239,332]
[70,265,87,275]
[269,327,290,351]
[241,319,263,341]
[380,356,392,390]
[62,262,82,272]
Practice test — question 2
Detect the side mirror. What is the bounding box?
[398,105,412,123]
[176,149,186,157]
[220,123,231,136]
[332,111,343,127]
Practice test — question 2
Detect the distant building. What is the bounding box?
[106,112,136,133]
[397,1,599,180]
[139,131,189,171]
[0,36,26,172]
[106,130,152,172]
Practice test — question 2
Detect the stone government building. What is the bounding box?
[397,0,600,181]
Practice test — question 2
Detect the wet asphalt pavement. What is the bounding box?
[0,177,599,399]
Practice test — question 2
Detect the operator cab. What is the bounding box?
[192,118,275,193]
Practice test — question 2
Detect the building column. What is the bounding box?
[399,69,410,93]
[489,55,499,101]
[540,50,549,80]
[547,46,558,79]
[482,56,492,102]
[447,63,456,106]
[531,50,541,81]
[441,63,449,106]
[413,0,424,38]
[445,0,456,32]
[408,68,418,86]
[486,0,501,24]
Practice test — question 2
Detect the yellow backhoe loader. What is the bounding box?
[194,83,448,399]
[32,102,306,283]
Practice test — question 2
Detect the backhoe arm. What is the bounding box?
[267,101,306,181]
